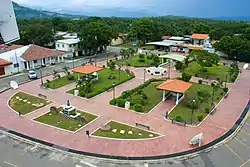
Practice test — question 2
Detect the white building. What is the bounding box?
[55,38,81,57]
[0,44,66,76]
[190,34,210,46]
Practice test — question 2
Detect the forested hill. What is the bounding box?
[13,2,86,19]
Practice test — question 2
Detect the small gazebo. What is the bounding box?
[157,79,192,105]
[72,64,103,80]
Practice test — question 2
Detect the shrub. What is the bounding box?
[197,114,204,122]
[199,67,208,73]
[139,54,145,59]
[117,99,126,108]
[138,58,145,62]
[108,75,116,80]
[231,76,236,82]
[175,61,184,71]
[198,80,203,84]
[102,65,106,68]
[127,63,131,66]
[46,79,50,83]
[109,98,117,105]
[181,73,192,82]
[223,87,229,93]
[67,75,75,80]
[194,73,198,77]
[205,108,210,114]
[175,115,183,122]
[134,104,143,112]
[147,55,152,59]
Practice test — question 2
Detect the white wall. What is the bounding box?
[111,37,123,46]
[56,42,71,52]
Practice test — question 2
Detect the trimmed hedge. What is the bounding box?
[110,78,167,110]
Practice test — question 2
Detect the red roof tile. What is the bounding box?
[191,34,209,40]
[0,58,12,67]
[5,44,24,51]
[162,36,171,40]
[21,45,65,61]
[157,79,192,93]
[72,65,103,74]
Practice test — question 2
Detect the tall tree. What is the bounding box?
[79,21,116,55]
[128,18,156,44]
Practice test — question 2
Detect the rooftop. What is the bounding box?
[21,45,65,61]
[56,38,80,45]
[169,36,184,41]
[191,34,209,40]
[159,54,186,62]
[72,65,103,74]
[147,40,184,47]
[0,58,12,67]
[157,79,192,93]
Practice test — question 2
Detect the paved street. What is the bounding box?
[0,52,115,92]
[0,114,249,167]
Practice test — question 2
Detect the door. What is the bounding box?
[0,67,5,76]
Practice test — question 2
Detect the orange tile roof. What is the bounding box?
[191,34,209,40]
[21,45,65,61]
[188,46,203,50]
[157,79,192,93]
[72,65,103,74]
[0,58,12,67]
[5,44,24,51]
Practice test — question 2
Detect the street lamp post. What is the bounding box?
[72,48,75,69]
[211,82,217,108]
[168,60,171,79]
[144,68,146,83]
[112,82,115,99]
[190,99,196,125]
[225,73,228,87]
[118,66,121,82]
[40,69,43,85]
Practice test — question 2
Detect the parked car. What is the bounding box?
[28,71,37,79]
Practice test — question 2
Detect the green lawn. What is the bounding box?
[92,121,160,139]
[68,68,133,98]
[9,92,51,115]
[130,82,163,113]
[43,73,79,89]
[115,55,155,67]
[169,83,225,125]
[184,61,230,81]
[35,109,98,131]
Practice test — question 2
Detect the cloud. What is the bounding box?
[13,0,250,17]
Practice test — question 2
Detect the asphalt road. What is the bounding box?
[0,52,116,92]
[0,113,249,167]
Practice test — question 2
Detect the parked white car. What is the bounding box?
[28,71,37,79]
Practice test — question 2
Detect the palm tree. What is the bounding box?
[120,48,127,59]
[63,66,70,75]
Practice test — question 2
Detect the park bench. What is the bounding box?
[202,80,209,84]
[224,92,229,98]
[171,119,186,126]
[135,123,150,130]
[38,93,47,99]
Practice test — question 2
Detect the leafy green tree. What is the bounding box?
[128,18,156,44]
[196,89,211,110]
[79,21,116,55]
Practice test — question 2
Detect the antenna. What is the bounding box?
[0,0,20,44]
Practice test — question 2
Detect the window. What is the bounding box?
[57,44,60,48]
[34,60,37,64]
[14,63,19,68]
[62,44,64,48]
[69,44,72,47]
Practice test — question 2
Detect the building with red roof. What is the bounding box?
[0,44,67,76]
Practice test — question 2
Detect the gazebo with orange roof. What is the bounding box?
[157,79,192,104]
[72,64,103,80]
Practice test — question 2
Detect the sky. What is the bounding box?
[13,0,250,18]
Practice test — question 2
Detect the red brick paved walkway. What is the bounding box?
[0,62,249,157]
